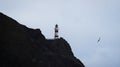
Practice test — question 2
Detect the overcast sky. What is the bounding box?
[0,0,120,67]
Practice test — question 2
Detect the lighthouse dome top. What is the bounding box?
[55,24,58,28]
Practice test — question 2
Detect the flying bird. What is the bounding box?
[97,37,101,43]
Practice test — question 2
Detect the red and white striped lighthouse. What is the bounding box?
[54,24,59,39]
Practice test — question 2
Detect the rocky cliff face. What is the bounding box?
[0,12,85,67]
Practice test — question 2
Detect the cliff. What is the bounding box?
[0,12,85,67]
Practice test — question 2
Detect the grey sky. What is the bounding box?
[0,0,120,67]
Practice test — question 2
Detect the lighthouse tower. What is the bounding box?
[54,24,59,39]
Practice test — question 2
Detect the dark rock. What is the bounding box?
[0,12,85,67]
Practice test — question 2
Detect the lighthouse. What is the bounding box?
[54,24,59,39]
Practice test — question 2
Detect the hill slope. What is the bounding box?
[0,13,85,67]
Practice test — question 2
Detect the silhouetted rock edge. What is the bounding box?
[0,12,85,67]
